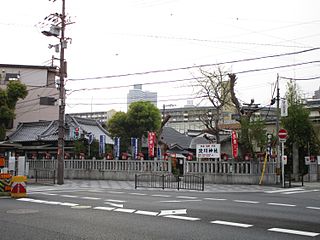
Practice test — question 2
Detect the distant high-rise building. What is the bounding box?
[127,84,157,108]
[313,86,320,99]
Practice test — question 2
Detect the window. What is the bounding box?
[5,73,20,81]
[40,97,56,106]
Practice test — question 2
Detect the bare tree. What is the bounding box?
[196,67,233,143]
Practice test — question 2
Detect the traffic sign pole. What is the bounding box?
[278,128,288,188]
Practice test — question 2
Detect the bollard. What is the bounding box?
[11,176,27,198]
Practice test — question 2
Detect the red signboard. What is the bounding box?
[231,131,238,159]
[278,129,288,139]
[148,132,156,158]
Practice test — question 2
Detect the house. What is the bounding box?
[6,115,113,159]
[0,64,59,134]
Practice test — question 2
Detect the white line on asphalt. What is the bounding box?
[43,201,61,205]
[107,191,125,194]
[211,220,253,228]
[267,203,296,207]
[158,209,187,216]
[104,202,123,208]
[105,199,126,203]
[59,203,79,207]
[81,197,101,200]
[233,200,259,204]
[39,193,58,196]
[71,205,92,209]
[151,194,171,198]
[163,215,200,221]
[17,198,35,202]
[134,210,159,216]
[176,196,198,199]
[60,195,78,198]
[282,189,320,195]
[129,193,147,196]
[204,198,227,201]
[32,200,53,204]
[93,206,115,211]
[268,228,319,237]
[306,206,320,210]
[264,188,304,193]
[113,208,136,213]
[160,200,201,203]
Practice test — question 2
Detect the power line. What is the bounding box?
[68,47,320,81]
[280,76,320,81]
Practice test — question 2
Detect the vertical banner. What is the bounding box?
[281,98,288,117]
[148,132,156,158]
[114,137,120,159]
[99,135,106,155]
[231,131,238,159]
[131,138,138,160]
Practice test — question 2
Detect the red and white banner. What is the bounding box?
[148,132,156,158]
[231,131,238,159]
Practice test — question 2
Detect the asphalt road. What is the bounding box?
[1,185,319,240]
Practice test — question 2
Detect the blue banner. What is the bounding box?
[114,137,120,159]
[131,138,138,160]
[99,135,106,155]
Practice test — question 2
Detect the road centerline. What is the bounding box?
[268,228,319,237]
[211,220,253,228]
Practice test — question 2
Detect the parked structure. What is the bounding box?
[0,64,59,134]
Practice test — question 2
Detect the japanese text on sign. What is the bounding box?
[196,144,220,159]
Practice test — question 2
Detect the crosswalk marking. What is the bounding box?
[234,200,259,204]
[264,188,304,194]
[158,209,187,216]
[282,189,319,195]
[135,210,158,216]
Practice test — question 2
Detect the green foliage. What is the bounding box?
[238,116,267,157]
[106,101,161,152]
[127,101,161,138]
[0,81,28,140]
[282,81,320,161]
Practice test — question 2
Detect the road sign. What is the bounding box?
[278,128,288,140]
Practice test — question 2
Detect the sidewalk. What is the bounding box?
[27,179,320,193]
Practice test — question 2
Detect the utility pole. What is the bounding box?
[275,73,281,184]
[57,0,66,185]
[42,0,71,185]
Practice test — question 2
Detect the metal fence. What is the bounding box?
[28,169,56,185]
[135,173,204,191]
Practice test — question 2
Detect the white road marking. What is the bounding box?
[32,200,52,204]
[71,205,92,209]
[113,208,136,213]
[59,202,79,207]
[204,198,227,201]
[268,228,319,237]
[108,191,125,194]
[17,198,36,202]
[129,193,147,196]
[105,199,126,203]
[211,220,253,228]
[160,200,201,203]
[61,195,78,198]
[264,188,304,194]
[163,215,200,221]
[267,203,296,207]
[39,193,57,196]
[158,209,187,216]
[151,194,171,198]
[81,197,101,200]
[135,210,159,216]
[282,189,319,195]
[176,196,198,199]
[93,206,115,211]
[306,206,320,210]
[104,202,123,208]
[234,200,259,204]
[43,201,61,205]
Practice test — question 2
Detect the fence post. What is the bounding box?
[53,170,56,184]
[135,174,137,189]
[35,169,38,183]
[177,176,180,190]
[202,176,204,191]
[162,174,165,190]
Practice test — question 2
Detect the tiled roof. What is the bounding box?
[160,127,192,149]
[8,115,114,144]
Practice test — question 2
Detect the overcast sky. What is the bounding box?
[1,0,319,113]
